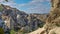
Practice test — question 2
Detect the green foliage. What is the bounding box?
[0,28,4,34]
[18,30,26,34]
[38,22,45,28]
[10,30,16,34]
[56,23,60,27]
[10,29,26,34]
[0,5,3,12]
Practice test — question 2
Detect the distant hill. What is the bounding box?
[0,4,49,34]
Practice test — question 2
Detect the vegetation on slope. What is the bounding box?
[0,5,3,12]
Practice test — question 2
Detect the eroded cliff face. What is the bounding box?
[44,0,60,34]
[1,0,60,34]
[0,4,49,34]
[46,0,60,28]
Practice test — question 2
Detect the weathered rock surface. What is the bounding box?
[0,4,48,34]
[43,0,60,34]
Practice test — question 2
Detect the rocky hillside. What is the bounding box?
[0,4,49,34]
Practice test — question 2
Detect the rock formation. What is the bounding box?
[0,4,48,34]
[1,0,60,33]
[43,0,60,34]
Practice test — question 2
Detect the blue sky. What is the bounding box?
[0,0,51,14]
[13,0,32,4]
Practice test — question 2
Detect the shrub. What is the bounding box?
[0,5,3,12]
[18,30,26,34]
[10,30,16,34]
[0,28,4,34]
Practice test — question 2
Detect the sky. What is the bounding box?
[0,0,51,14]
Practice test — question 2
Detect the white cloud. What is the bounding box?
[0,0,4,3]
[0,0,50,14]
[17,0,51,13]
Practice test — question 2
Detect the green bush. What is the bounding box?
[0,28,4,34]
[38,22,45,28]
[10,29,26,34]
[18,30,26,34]
[10,30,16,34]
[0,5,3,12]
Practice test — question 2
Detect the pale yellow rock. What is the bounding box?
[49,27,60,34]
[28,28,46,34]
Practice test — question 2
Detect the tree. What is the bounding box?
[10,30,16,34]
